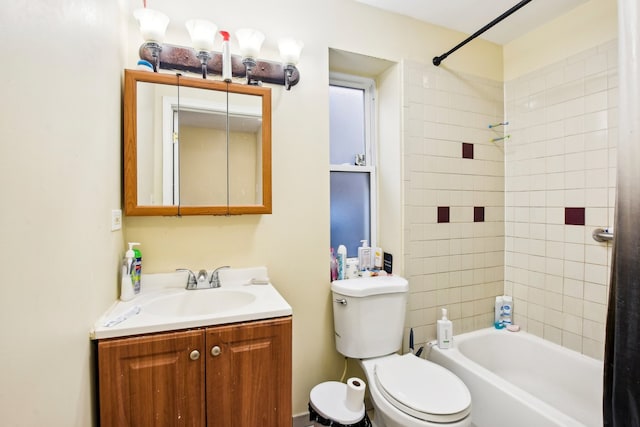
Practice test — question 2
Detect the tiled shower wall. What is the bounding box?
[504,40,617,360]
[402,60,505,349]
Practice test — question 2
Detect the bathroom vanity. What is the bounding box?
[92,268,292,427]
[98,317,291,426]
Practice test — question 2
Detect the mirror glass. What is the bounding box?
[124,70,271,215]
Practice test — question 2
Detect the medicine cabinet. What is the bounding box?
[123,69,272,216]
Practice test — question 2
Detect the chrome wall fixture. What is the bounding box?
[133,7,169,72]
[133,6,303,89]
[185,19,218,79]
[592,227,614,242]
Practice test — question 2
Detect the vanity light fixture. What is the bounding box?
[236,29,265,85]
[133,7,170,72]
[185,19,218,79]
[278,38,304,91]
[133,6,302,89]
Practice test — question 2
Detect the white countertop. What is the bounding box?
[91,267,292,340]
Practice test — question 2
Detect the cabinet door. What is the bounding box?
[98,330,205,427]
[206,317,292,427]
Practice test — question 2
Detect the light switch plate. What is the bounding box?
[111,209,122,231]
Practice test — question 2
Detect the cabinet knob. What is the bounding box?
[211,345,221,357]
[189,350,200,361]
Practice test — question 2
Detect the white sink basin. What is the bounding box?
[144,289,257,317]
[91,267,292,340]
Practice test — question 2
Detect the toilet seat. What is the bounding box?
[374,354,471,423]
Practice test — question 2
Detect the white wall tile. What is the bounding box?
[407,41,616,357]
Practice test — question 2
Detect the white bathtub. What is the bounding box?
[428,328,603,427]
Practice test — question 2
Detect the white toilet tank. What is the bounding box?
[331,276,409,359]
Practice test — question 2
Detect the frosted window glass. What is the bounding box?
[330,171,370,257]
[330,85,365,165]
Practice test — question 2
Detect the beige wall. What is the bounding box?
[0,1,124,426]
[122,0,502,417]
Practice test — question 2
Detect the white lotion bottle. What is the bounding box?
[358,240,372,271]
[502,296,513,326]
[120,248,135,301]
[437,308,453,349]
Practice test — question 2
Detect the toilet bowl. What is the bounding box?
[330,276,472,427]
[360,354,471,427]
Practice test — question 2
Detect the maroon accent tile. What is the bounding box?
[565,207,585,226]
[474,206,485,222]
[438,206,450,223]
[462,142,474,159]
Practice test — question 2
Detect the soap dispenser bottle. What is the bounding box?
[437,308,453,349]
[358,240,372,271]
[120,245,136,301]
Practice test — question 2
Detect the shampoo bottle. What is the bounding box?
[358,240,372,271]
[373,246,383,269]
[501,296,513,326]
[337,245,347,280]
[437,308,453,349]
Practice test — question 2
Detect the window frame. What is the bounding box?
[329,72,378,250]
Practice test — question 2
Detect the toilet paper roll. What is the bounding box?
[345,377,366,412]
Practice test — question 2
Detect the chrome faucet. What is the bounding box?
[176,268,198,290]
[209,266,230,288]
[196,269,208,286]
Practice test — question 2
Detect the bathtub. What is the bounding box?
[428,328,603,427]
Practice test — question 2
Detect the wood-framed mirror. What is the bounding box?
[124,69,272,216]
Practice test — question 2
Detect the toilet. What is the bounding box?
[331,276,472,427]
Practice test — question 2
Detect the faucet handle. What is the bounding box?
[209,265,231,287]
[176,269,198,289]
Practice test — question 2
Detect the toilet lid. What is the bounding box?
[374,354,471,423]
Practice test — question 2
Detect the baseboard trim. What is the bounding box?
[292,412,313,427]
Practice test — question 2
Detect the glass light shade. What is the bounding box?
[278,38,304,65]
[236,29,265,59]
[185,19,218,52]
[133,8,170,43]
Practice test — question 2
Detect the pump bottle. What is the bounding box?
[120,244,136,301]
[437,308,453,349]
[358,240,372,271]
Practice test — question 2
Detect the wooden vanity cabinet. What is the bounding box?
[97,317,292,427]
[206,317,292,427]
[98,329,205,426]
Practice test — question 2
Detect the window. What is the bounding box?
[329,73,377,258]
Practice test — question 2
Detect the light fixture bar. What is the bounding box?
[138,43,300,87]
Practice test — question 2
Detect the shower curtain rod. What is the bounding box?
[433,0,533,66]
